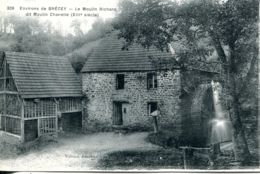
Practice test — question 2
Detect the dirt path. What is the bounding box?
[0,132,159,171]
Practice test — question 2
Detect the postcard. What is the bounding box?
[0,0,258,172]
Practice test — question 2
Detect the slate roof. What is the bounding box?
[4,51,82,99]
[81,33,174,73]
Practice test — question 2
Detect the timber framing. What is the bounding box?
[0,51,83,143]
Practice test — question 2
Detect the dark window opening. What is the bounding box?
[147,73,157,89]
[148,102,158,116]
[116,74,125,90]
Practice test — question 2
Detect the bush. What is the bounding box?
[113,124,152,134]
[178,136,207,147]
[97,149,183,169]
[146,130,180,148]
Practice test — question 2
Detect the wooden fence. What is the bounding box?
[24,100,56,118]
[39,117,57,134]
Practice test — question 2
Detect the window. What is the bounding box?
[147,73,157,89]
[148,102,158,116]
[116,74,125,90]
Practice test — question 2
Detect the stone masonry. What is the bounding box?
[82,70,182,132]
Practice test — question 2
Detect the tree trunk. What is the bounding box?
[228,71,251,164]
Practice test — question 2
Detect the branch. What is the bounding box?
[237,55,257,97]
[207,29,228,64]
[142,1,161,14]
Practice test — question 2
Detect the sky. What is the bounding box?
[0,0,119,35]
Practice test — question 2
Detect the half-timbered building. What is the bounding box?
[0,51,83,143]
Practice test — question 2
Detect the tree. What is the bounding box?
[0,15,75,56]
[85,18,113,42]
[113,0,258,164]
[71,19,84,37]
[68,18,114,72]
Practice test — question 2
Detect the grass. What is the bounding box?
[97,130,259,170]
[0,136,59,159]
[1,130,257,170]
[97,130,213,170]
[0,141,22,159]
[97,148,231,170]
[97,149,184,170]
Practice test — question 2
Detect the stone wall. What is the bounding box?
[82,70,181,132]
[179,69,218,146]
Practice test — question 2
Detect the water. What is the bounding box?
[210,81,232,144]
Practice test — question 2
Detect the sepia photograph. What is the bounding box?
[0,0,259,172]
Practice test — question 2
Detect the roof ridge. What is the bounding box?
[5,51,69,60]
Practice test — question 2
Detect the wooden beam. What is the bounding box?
[38,118,40,136]
[3,57,6,132]
[55,99,58,137]
[34,102,37,118]
[23,116,56,120]
[183,148,187,169]
[3,131,21,138]
[0,114,1,130]
[5,114,21,119]
[60,110,82,114]
[179,146,211,150]
[20,100,25,143]
[0,76,13,79]
[0,91,18,95]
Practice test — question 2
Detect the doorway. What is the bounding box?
[24,119,38,142]
[113,101,123,125]
[61,112,82,132]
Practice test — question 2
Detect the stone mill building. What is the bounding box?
[81,33,230,147]
[81,34,182,131]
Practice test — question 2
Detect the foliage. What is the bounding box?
[70,20,84,37]
[0,16,114,73]
[98,149,183,169]
[0,16,113,71]
[98,147,246,169]
[68,19,114,72]
[114,0,258,69]
[146,130,179,148]
[85,19,114,42]
[0,15,72,56]
[113,0,258,163]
